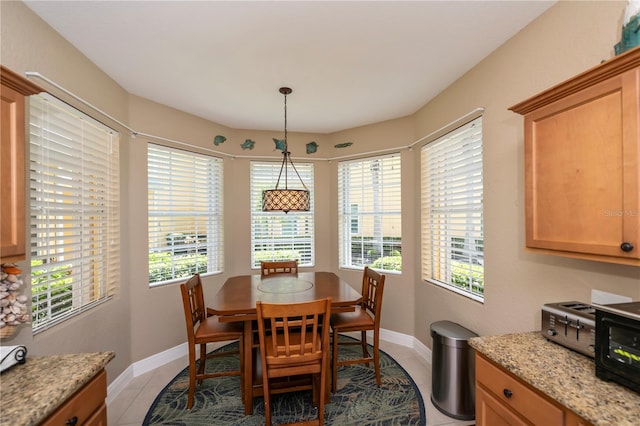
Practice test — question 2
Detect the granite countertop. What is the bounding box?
[0,351,115,426]
[469,332,640,426]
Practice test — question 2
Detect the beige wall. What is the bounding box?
[2,0,639,386]
[412,0,640,345]
[1,1,132,380]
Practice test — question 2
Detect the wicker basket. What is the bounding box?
[0,325,17,339]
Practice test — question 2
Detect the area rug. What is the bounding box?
[143,336,426,425]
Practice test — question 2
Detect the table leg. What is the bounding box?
[243,320,253,415]
[325,363,331,403]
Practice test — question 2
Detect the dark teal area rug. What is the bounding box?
[143,336,426,425]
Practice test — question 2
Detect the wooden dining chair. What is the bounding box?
[256,298,331,426]
[180,273,244,409]
[260,260,299,277]
[330,266,386,393]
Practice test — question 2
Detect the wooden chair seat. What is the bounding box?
[195,317,244,342]
[330,307,374,330]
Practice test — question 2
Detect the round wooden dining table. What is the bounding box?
[207,271,362,415]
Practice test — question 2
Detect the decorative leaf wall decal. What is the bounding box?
[273,138,286,152]
[213,135,226,145]
[306,141,318,154]
[241,139,255,150]
[334,142,353,148]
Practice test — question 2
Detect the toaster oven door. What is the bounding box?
[595,310,640,393]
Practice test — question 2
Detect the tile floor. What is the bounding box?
[107,339,476,425]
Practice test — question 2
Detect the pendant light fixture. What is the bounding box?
[262,87,311,213]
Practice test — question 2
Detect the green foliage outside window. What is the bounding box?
[31,259,73,324]
[253,250,300,268]
[451,261,484,295]
[148,252,208,283]
[371,255,402,271]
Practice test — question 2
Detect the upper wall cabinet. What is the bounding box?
[510,47,640,267]
[1,66,42,263]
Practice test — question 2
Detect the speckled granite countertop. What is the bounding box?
[0,351,115,426]
[469,332,640,426]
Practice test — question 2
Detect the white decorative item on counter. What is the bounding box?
[0,264,29,339]
[0,345,26,372]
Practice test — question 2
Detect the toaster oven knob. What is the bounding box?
[546,329,557,337]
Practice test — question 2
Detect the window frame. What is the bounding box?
[250,160,315,269]
[338,153,402,273]
[147,143,224,286]
[421,115,484,302]
[29,93,120,333]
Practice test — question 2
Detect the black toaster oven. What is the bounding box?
[594,302,640,394]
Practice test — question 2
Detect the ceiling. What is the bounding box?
[24,1,555,134]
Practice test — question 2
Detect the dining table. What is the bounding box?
[207,271,362,415]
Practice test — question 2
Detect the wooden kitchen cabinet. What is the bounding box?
[0,66,41,262]
[41,369,107,426]
[510,47,640,266]
[475,354,592,426]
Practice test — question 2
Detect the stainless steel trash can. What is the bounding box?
[430,320,478,420]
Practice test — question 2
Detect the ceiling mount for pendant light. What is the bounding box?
[261,87,311,213]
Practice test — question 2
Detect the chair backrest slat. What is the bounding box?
[181,273,205,331]
[260,260,299,277]
[361,266,385,318]
[257,298,331,364]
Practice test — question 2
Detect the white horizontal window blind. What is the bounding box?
[30,93,120,333]
[250,161,314,268]
[421,116,484,301]
[148,144,224,285]
[338,154,402,272]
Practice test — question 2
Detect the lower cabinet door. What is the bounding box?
[85,403,107,426]
[476,386,529,426]
[41,370,107,426]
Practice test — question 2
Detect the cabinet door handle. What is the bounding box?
[503,388,513,398]
[620,242,634,252]
[66,416,78,426]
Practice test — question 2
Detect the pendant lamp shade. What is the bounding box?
[262,188,310,213]
[261,87,311,213]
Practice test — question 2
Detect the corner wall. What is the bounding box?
[411,0,640,346]
[1,1,132,381]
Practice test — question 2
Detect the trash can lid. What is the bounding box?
[430,320,478,347]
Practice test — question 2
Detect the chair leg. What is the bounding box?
[238,338,245,397]
[318,370,326,425]
[197,343,207,385]
[374,330,381,387]
[331,331,339,393]
[361,330,371,367]
[263,380,272,426]
[187,348,197,409]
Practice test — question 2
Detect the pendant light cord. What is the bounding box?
[273,88,308,191]
[284,89,288,189]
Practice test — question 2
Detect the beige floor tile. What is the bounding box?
[106,388,141,425]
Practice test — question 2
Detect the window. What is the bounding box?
[147,144,224,285]
[421,116,484,301]
[30,93,120,332]
[338,154,402,272]
[250,161,314,268]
